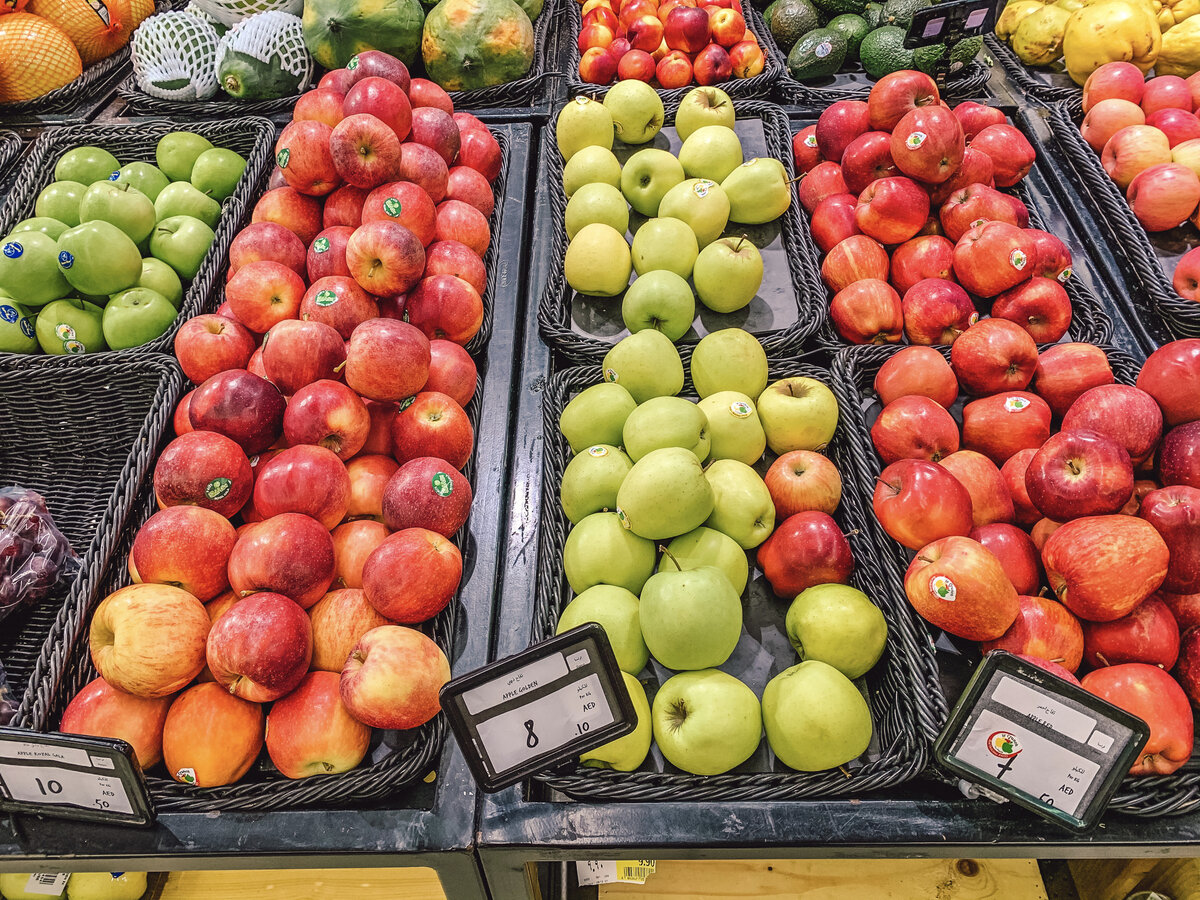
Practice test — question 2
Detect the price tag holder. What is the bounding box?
[934,651,1149,833]
[0,728,154,827]
[441,624,637,792]
[904,0,995,49]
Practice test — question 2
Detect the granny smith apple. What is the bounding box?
[616,446,714,540]
[34,181,87,227]
[640,551,742,670]
[679,126,744,184]
[556,96,615,161]
[0,232,73,306]
[757,376,839,454]
[563,511,658,595]
[722,157,793,225]
[67,871,148,900]
[563,145,622,197]
[652,669,761,775]
[154,182,221,229]
[786,584,888,679]
[693,236,763,314]
[690,328,769,399]
[621,270,695,341]
[79,181,156,244]
[580,671,652,770]
[622,396,709,462]
[762,660,873,771]
[565,183,629,241]
[157,131,214,182]
[560,443,633,523]
[601,329,684,404]
[704,458,776,550]
[150,215,216,280]
[8,217,69,240]
[134,257,184,309]
[559,382,637,453]
[35,298,106,354]
[697,391,767,465]
[620,149,685,217]
[54,146,120,186]
[556,584,648,675]
[116,161,170,201]
[103,287,178,350]
[603,80,664,145]
[674,86,736,141]
[658,178,731,248]
[56,221,143,296]
[631,217,698,280]
[660,527,749,596]
[564,223,631,297]
[191,147,247,200]
[0,296,38,353]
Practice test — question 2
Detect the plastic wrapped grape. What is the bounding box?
[0,487,78,618]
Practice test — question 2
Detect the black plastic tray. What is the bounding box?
[984,34,1081,105]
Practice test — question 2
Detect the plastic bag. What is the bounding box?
[0,487,79,619]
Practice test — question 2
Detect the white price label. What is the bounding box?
[24,873,68,896]
[0,762,134,815]
[577,860,656,886]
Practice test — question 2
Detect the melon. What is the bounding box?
[302,0,424,68]
[0,13,82,101]
[27,0,132,64]
[421,0,534,91]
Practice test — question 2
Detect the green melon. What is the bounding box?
[303,0,425,68]
[421,0,534,91]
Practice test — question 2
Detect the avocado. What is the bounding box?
[859,25,916,78]
[882,0,932,28]
[862,1,885,27]
[811,0,869,17]
[769,0,822,49]
[787,26,849,79]
[913,35,983,75]
[827,13,869,59]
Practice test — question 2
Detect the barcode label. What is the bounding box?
[576,860,656,886]
[25,873,69,895]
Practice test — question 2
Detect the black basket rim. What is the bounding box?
[0,131,23,181]
[983,34,1081,104]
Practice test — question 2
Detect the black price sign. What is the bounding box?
[935,652,1149,833]
[904,0,995,49]
[0,728,154,827]
[441,624,637,792]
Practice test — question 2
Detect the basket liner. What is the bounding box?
[529,359,946,802]
[538,99,825,365]
[984,34,1080,105]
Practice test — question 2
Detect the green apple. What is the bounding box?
[658,178,730,248]
[622,396,709,462]
[621,270,695,341]
[660,527,749,596]
[704,458,775,550]
[693,236,763,314]
[640,551,741,670]
[564,222,631,297]
[697,391,766,465]
[762,660,873,771]
[34,181,88,227]
[67,871,148,900]
[56,221,143,296]
[565,183,629,241]
[116,161,170,201]
[54,146,120,186]
[0,874,64,900]
[35,298,106,354]
[557,96,614,160]
[652,669,761,775]
[631,216,698,280]
[722,158,793,225]
[103,287,178,349]
[603,80,664,145]
[620,148,684,217]
[556,585,649,675]
[134,257,184,309]
[150,215,216,280]
[690,328,768,399]
[560,443,633,523]
[786,584,888,679]
[559,382,637,453]
[580,671,652,770]
[9,217,69,240]
[0,232,73,307]
[616,446,714,540]
[674,86,736,141]
[154,181,222,228]
[563,511,658,595]
[563,145,622,197]
[601,329,684,404]
[191,147,247,200]
[0,296,38,353]
[678,126,744,184]
[79,181,156,244]
[157,131,214,182]
[757,376,839,455]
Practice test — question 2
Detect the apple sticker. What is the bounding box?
[929,575,957,602]
[905,131,928,150]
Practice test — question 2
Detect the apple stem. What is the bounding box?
[735,234,748,252]
[838,765,852,779]
[917,556,934,564]
[1096,652,1111,667]
[658,545,682,571]
[787,175,804,185]
[334,361,347,374]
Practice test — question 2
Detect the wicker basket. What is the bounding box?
[983,34,1080,104]
[0,132,22,182]
[538,99,825,365]
[529,360,946,802]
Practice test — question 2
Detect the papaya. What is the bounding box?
[303,0,425,68]
[421,0,534,91]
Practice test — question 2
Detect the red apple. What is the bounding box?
[346,51,412,93]
[891,105,965,185]
[809,193,861,254]
[59,677,171,770]
[871,394,960,464]
[424,240,487,296]
[390,390,474,470]
[1062,383,1163,466]
[961,391,1052,465]
[950,316,1038,396]
[1141,485,1200,594]
[938,183,1018,243]
[628,12,664,51]
[1162,421,1200,489]
[275,120,340,196]
[173,314,255,386]
[161,682,263,786]
[1120,478,1160,516]
[329,113,401,190]
[889,235,955,296]
[435,199,490,257]
[692,42,733,85]
[227,513,336,609]
[991,277,1073,343]
[952,220,1036,298]
[406,273,486,345]
[153,431,252,519]
[261,319,346,396]
[874,345,958,408]
[1017,654,1081,684]
[293,88,345,128]
[1034,342,1116,418]
[815,100,870,164]
[1146,108,1200,147]
[970,523,1041,594]
[396,143,450,204]
[319,69,354,95]
[457,127,502,182]
[206,591,312,702]
[904,535,1019,640]
[189,369,286,456]
[252,187,323,246]
[309,587,390,671]
[307,225,353,282]
[1143,74,1194,115]
[173,390,193,438]
[253,445,350,530]
[764,450,841,518]
[1083,594,1180,669]
[361,527,463,623]
[867,70,939,132]
[1102,124,1172,190]
[299,275,379,340]
[129,506,236,602]
[1083,664,1193,775]
[839,131,899,196]
[1163,590,1200,629]
[798,160,847,213]
[225,260,307,334]
[1025,229,1073,282]
[820,234,889,292]
[829,278,904,345]
[655,49,693,87]
[792,125,823,175]
[283,380,371,461]
[345,318,431,402]
[331,520,390,591]
[952,101,1007,140]
[445,166,494,218]
[228,222,306,278]
[854,176,930,244]
[1137,339,1200,426]
[362,180,437,245]
[901,278,976,345]
[343,75,412,141]
[266,670,371,779]
[1083,61,1146,111]
[345,219,426,296]
[756,511,854,597]
[929,146,996,206]
[1080,98,1146,152]
[425,339,478,407]
[322,184,368,229]
[410,106,461,167]
[1127,162,1200,231]
[1173,246,1200,300]
[981,594,1083,671]
[664,5,710,52]
[942,450,1015,527]
[969,123,1036,187]
[382,456,472,537]
[339,625,450,729]
[1025,430,1134,521]
[1003,449,1042,527]
[873,458,974,550]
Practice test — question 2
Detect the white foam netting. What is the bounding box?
[189,0,301,26]
[217,10,313,85]
[131,9,221,101]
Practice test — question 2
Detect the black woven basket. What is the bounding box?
[1048,100,1200,340]
[446,0,564,109]
[538,99,825,365]
[116,76,309,120]
[983,34,1080,104]
[562,0,782,104]
[529,360,946,802]
[0,44,130,121]
[0,353,182,721]
[0,131,22,181]
[0,118,275,359]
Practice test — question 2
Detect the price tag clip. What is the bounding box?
[903,0,995,87]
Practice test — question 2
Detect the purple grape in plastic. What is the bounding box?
[0,576,16,610]
[23,554,58,588]
[0,531,27,566]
